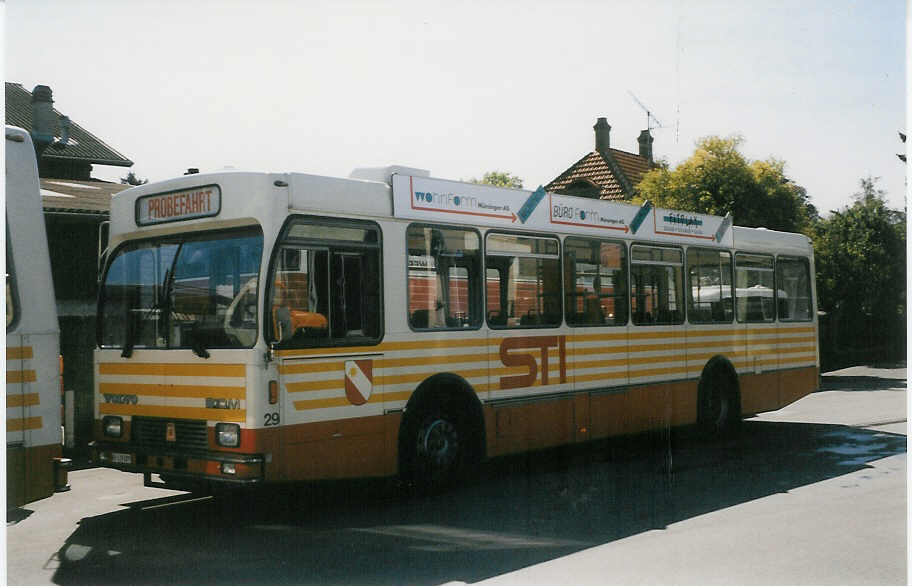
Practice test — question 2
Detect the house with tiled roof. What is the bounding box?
[6,83,137,456]
[6,83,133,214]
[546,117,655,200]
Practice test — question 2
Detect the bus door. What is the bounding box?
[269,217,386,479]
[627,244,686,433]
[563,237,630,439]
[734,253,780,413]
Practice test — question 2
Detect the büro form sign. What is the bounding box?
[136,185,221,226]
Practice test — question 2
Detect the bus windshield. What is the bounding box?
[99,227,263,353]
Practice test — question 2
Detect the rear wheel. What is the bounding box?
[698,358,741,437]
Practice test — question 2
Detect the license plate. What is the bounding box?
[111,452,132,464]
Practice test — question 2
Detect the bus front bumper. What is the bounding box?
[89,441,265,487]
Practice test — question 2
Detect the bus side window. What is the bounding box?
[485,233,561,329]
[270,217,382,347]
[776,256,812,322]
[6,222,18,331]
[406,224,482,330]
[734,253,775,323]
[564,237,627,326]
[687,248,733,324]
[630,245,684,326]
[271,247,329,343]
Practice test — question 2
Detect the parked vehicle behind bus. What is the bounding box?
[91,166,818,493]
[6,126,64,507]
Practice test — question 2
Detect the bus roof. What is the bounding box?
[108,168,812,257]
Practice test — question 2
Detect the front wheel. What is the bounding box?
[401,403,469,493]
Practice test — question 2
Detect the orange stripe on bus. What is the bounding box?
[568,345,628,357]
[286,379,342,393]
[6,393,40,408]
[98,383,246,399]
[628,365,691,378]
[98,403,245,422]
[6,346,33,360]
[572,371,630,384]
[7,370,37,383]
[380,353,491,369]
[294,396,381,410]
[277,338,498,358]
[628,342,689,353]
[7,416,43,431]
[98,363,246,377]
[279,361,346,375]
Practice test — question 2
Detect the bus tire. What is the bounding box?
[697,356,741,437]
[399,379,483,494]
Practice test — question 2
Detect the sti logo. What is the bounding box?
[499,335,568,390]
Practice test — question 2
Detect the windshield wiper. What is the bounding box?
[188,321,210,359]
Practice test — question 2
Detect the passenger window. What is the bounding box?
[485,233,561,328]
[270,217,381,347]
[630,245,684,325]
[564,237,627,326]
[687,248,733,323]
[406,225,482,330]
[5,223,17,331]
[776,256,813,322]
[735,253,776,323]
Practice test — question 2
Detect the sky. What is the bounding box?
[4,0,907,215]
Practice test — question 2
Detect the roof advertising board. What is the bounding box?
[391,174,733,247]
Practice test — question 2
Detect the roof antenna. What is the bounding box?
[627,90,667,132]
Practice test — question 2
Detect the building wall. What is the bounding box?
[45,214,104,454]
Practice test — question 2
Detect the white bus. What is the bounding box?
[91,166,818,492]
[6,126,64,507]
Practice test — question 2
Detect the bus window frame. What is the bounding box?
[95,224,266,350]
[484,230,563,330]
[686,246,734,325]
[266,214,384,349]
[629,242,686,326]
[563,235,629,327]
[775,254,814,323]
[405,222,483,332]
[734,251,777,324]
[5,220,21,333]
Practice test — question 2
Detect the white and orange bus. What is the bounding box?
[6,126,64,507]
[91,166,818,492]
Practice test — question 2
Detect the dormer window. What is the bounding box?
[561,179,601,199]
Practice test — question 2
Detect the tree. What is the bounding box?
[812,176,906,363]
[470,171,523,189]
[120,171,148,186]
[636,135,817,233]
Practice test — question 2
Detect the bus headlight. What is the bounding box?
[215,423,240,447]
[103,416,123,438]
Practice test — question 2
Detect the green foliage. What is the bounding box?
[470,171,523,189]
[812,176,906,360]
[120,171,148,186]
[635,135,817,233]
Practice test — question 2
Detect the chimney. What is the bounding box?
[637,129,654,163]
[31,85,57,156]
[594,117,611,154]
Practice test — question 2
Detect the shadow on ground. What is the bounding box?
[820,374,906,392]
[50,420,905,585]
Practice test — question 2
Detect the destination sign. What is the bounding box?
[136,185,221,226]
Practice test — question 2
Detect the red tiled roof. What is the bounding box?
[546,148,652,201]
